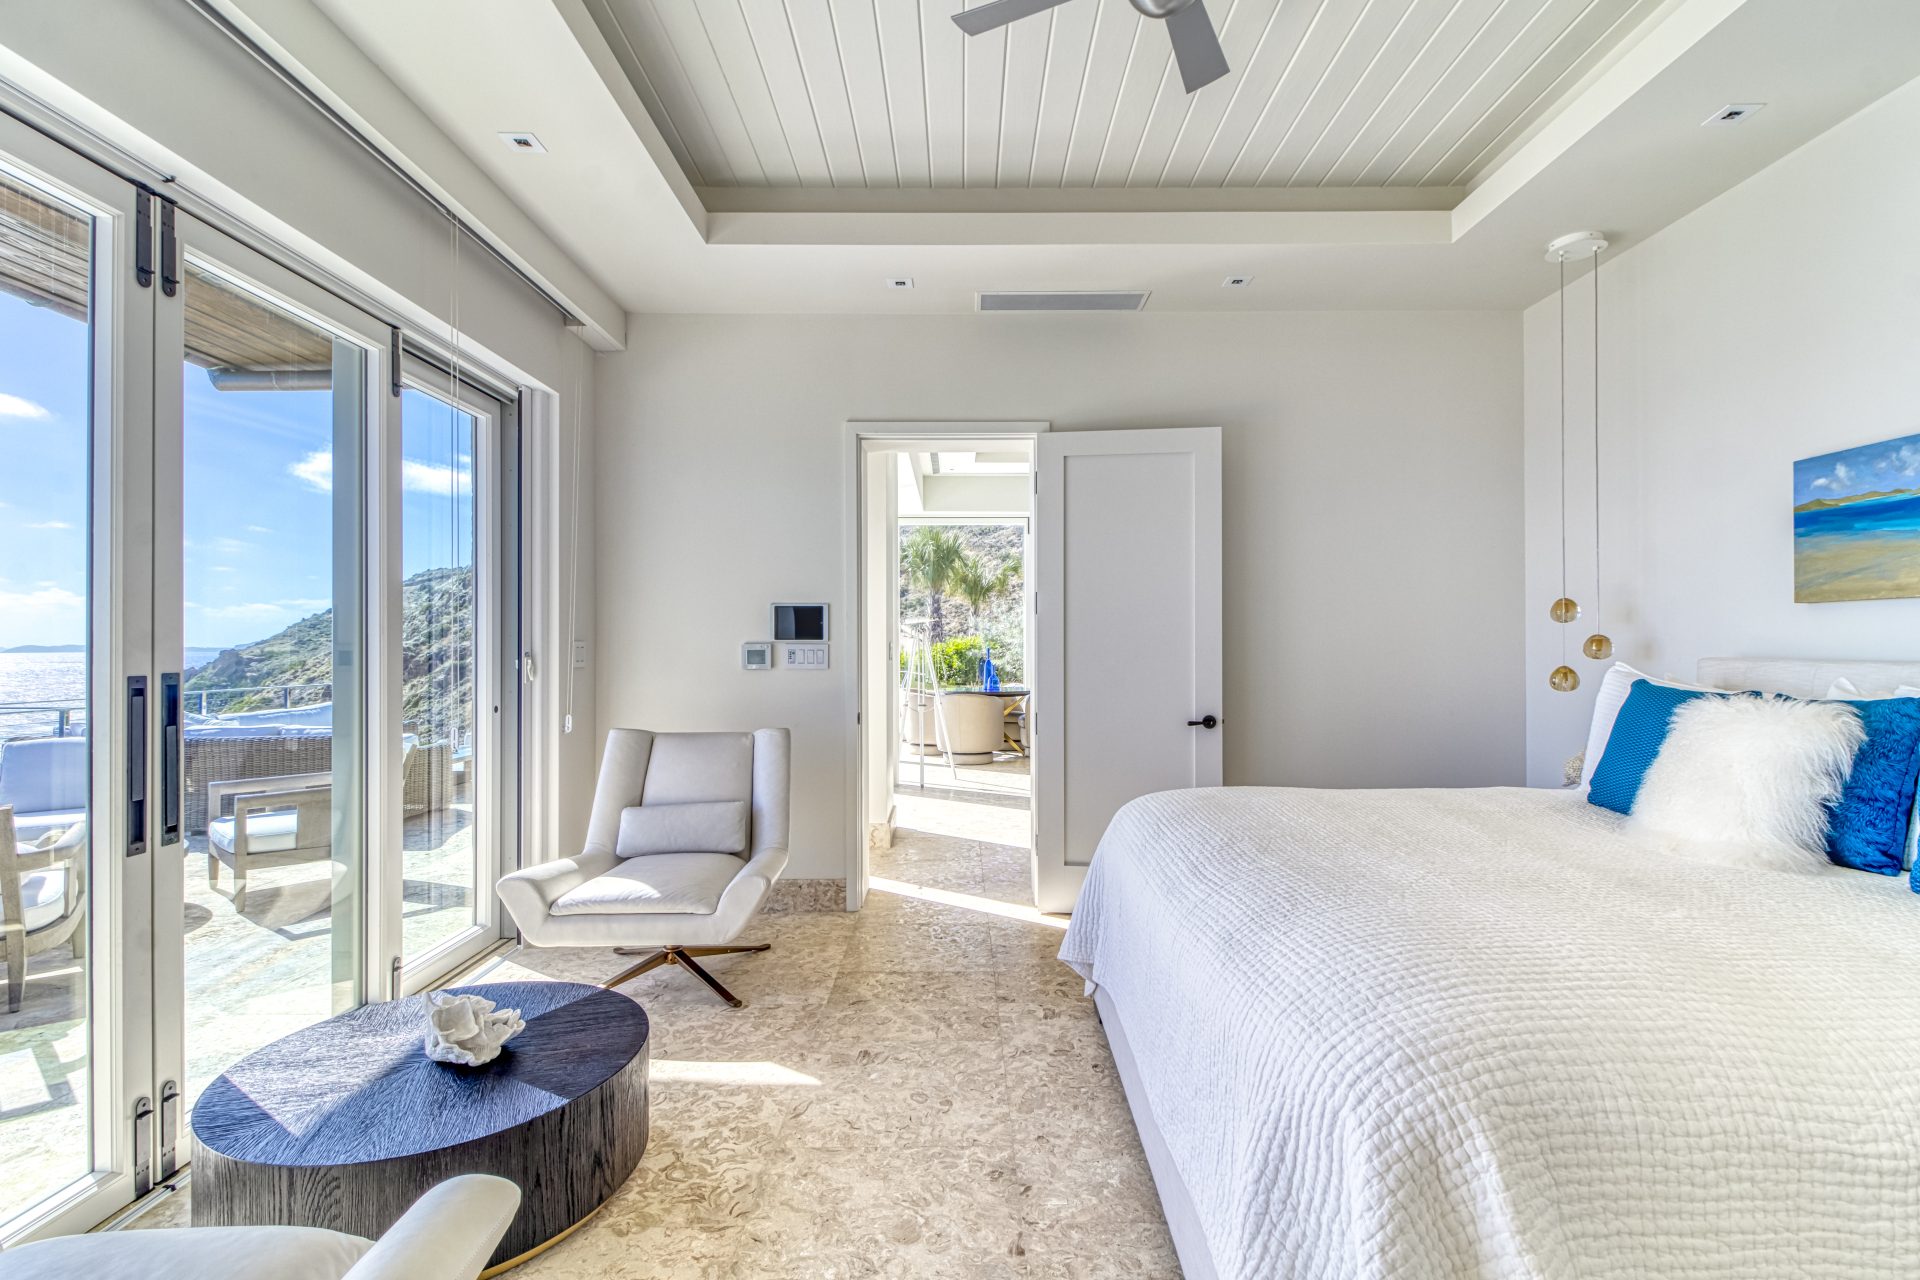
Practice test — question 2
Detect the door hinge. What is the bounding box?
[157,1080,181,1180]
[133,189,154,289]
[157,198,178,298]
[132,1095,154,1197]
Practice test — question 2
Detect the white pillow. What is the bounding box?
[616,800,749,857]
[1629,695,1865,872]
[1826,677,1920,871]
[1580,662,1724,790]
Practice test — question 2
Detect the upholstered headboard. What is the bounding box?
[1698,657,1920,699]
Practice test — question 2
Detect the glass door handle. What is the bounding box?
[161,674,181,846]
[126,676,148,857]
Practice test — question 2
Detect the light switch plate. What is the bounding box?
[779,642,829,670]
[742,642,773,671]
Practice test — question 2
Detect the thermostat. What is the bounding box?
[742,642,773,671]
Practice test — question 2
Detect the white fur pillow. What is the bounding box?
[1628,695,1864,872]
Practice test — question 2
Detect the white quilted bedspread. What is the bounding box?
[1059,786,1920,1280]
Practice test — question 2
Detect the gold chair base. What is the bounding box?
[600,943,772,1008]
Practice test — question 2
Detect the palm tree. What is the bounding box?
[902,526,967,646]
[951,554,1018,634]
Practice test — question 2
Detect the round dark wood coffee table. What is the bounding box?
[191,981,649,1274]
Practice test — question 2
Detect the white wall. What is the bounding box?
[596,311,1524,881]
[0,0,599,854]
[1523,77,1920,785]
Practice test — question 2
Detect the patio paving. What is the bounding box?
[0,793,481,1223]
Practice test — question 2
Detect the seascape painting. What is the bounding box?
[1794,430,1920,602]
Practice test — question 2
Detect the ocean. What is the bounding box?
[0,648,227,740]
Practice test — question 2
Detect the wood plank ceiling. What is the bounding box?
[594,0,1667,191]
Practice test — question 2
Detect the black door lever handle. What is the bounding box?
[1187,715,1219,729]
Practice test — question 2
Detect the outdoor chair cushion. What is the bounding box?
[0,1224,373,1280]
[549,852,742,916]
[208,811,303,856]
[0,738,88,817]
[14,866,71,934]
[10,809,85,846]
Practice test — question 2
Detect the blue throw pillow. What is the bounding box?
[1822,697,1920,876]
[1586,679,1717,815]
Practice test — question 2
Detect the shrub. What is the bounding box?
[899,635,1023,688]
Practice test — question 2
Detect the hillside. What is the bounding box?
[185,566,475,742]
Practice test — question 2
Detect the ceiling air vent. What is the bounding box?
[977,291,1149,312]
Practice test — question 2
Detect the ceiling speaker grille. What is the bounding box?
[978,291,1149,312]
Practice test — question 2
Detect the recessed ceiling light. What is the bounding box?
[498,131,548,153]
[1222,275,1253,288]
[1702,103,1765,126]
[887,277,914,289]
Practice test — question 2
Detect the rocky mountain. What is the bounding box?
[185,566,475,742]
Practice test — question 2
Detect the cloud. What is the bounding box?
[26,520,73,530]
[1812,476,1834,490]
[0,585,85,644]
[210,566,235,574]
[402,459,471,497]
[189,598,329,626]
[246,525,274,534]
[290,450,333,492]
[0,393,51,421]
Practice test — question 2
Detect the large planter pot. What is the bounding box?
[901,692,1005,763]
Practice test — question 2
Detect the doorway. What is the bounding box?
[853,429,1040,916]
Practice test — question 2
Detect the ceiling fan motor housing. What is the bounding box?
[1130,0,1199,16]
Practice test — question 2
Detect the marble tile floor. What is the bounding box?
[127,791,1181,1279]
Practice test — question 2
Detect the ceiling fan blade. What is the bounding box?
[1164,0,1230,93]
[951,0,1077,37]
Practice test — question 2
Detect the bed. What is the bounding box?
[1060,658,1920,1280]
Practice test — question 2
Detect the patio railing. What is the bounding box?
[0,683,331,741]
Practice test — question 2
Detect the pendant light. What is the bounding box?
[1581,237,1612,663]
[1545,232,1609,693]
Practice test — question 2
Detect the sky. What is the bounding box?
[1794,429,1920,506]
[0,286,475,651]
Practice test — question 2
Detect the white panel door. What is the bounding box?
[1033,428,1222,914]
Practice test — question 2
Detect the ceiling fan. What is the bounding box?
[952,0,1230,94]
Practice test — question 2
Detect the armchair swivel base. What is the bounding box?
[606,942,772,1007]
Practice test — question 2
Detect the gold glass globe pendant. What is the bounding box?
[1549,665,1579,692]
[1582,633,1613,660]
[1549,597,1580,624]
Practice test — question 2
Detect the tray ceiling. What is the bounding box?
[595,0,1668,191]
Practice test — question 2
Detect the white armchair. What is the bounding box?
[0,807,87,1012]
[497,728,790,1008]
[0,1174,520,1280]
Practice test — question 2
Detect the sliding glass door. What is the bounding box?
[0,116,521,1242]
[0,117,159,1242]
[390,368,515,989]
[157,227,380,1111]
